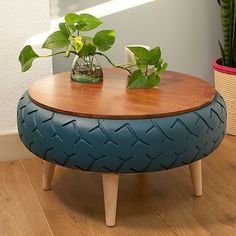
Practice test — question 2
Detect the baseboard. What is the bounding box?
[0,131,35,162]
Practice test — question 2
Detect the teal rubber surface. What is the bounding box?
[17,92,226,173]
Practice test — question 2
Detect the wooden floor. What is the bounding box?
[0,135,236,236]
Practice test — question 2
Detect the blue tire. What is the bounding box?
[17,92,226,173]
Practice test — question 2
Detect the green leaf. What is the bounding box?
[127,46,150,62]
[136,59,148,73]
[218,41,225,65]
[128,71,160,89]
[74,36,83,53]
[155,61,168,75]
[67,23,76,34]
[220,0,234,66]
[161,62,168,72]
[77,14,102,31]
[65,13,80,23]
[148,47,161,65]
[78,36,97,57]
[18,45,39,72]
[232,37,236,67]
[59,23,69,36]
[127,70,148,89]
[154,63,161,71]
[146,73,160,88]
[65,13,102,31]
[128,70,142,85]
[93,30,115,51]
[42,31,69,49]
[68,36,83,53]
[59,22,75,36]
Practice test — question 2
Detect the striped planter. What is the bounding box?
[213,59,236,135]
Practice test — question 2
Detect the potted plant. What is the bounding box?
[19,13,116,83]
[125,46,168,88]
[19,12,168,89]
[213,0,236,135]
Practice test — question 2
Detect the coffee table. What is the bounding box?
[17,68,226,226]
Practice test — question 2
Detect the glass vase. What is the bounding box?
[70,55,103,83]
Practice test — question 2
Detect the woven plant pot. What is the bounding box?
[213,59,236,135]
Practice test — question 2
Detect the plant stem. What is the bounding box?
[89,56,93,76]
[95,52,132,74]
[69,42,76,51]
[40,51,78,58]
[145,65,148,76]
[116,62,136,68]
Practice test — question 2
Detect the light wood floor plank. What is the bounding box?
[0,161,52,236]
[21,159,176,236]
[20,135,236,236]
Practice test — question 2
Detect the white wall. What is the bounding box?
[50,0,221,83]
[0,0,52,133]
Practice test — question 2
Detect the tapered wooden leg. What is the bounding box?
[43,161,55,191]
[189,160,202,197]
[102,174,119,227]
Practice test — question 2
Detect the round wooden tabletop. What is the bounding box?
[28,68,215,119]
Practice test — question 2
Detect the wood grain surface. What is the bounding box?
[0,161,52,236]
[28,68,215,119]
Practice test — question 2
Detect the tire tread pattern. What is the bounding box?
[17,92,226,173]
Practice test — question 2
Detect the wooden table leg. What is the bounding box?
[43,161,56,191]
[189,160,202,197]
[102,174,119,227]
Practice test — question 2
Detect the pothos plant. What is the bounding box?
[19,12,168,89]
[126,46,168,88]
[19,13,116,80]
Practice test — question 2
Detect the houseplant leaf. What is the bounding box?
[154,61,168,75]
[77,14,102,31]
[18,45,39,72]
[65,13,81,23]
[233,1,236,67]
[232,36,236,67]
[148,47,161,65]
[127,46,150,62]
[78,36,97,57]
[59,23,69,36]
[74,36,84,53]
[65,13,102,31]
[218,40,226,65]
[127,70,148,89]
[161,62,168,72]
[93,30,115,51]
[220,0,234,66]
[42,31,69,49]
[59,22,75,36]
[136,59,148,73]
[146,73,160,88]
